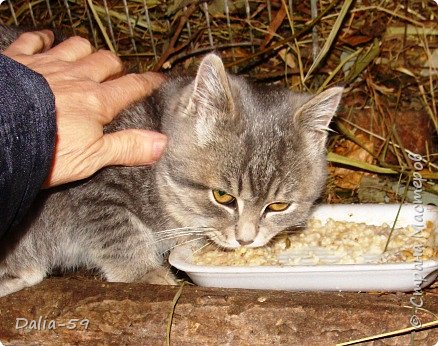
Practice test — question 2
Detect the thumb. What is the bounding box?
[100,129,167,167]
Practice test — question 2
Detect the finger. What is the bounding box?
[99,130,167,167]
[46,36,94,61]
[71,50,124,82]
[3,30,54,56]
[99,72,167,122]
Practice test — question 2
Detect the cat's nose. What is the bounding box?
[237,238,253,246]
[235,221,257,246]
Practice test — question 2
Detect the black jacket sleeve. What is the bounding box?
[0,54,56,242]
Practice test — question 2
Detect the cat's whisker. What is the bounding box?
[191,239,214,256]
[179,238,215,265]
[154,231,207,239]
[153,233,206,243]
[153,227,216,240]
[152,226,218,245]
[152,226,219,243]
[164,230,219,255]
[164,236,207,254]
[154,227,214,235]
[174,233,221,264]
[155,226,216,233]
[282,223,307,234]
[156,226,214,232]
[141,232,206,248]
[164,236,210,279]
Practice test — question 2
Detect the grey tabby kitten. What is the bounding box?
[0,28,343,297]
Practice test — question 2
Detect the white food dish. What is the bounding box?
[169,204,438,292]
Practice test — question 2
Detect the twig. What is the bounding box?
[68,0,166,33]
[6,0,45,25]
[153,3,197,71]
[310,0,319,61]
[281,0,305,88]
[303,0,354,83]
[327,152,398,174]
[383,174,410,253]
[338,118,438,170]
[166,42,255,67]
[224,0,341,70]
[418,84,438,135]
[260,1,286,49]
[317,47,363,92]
[86,0,115,53]
[344,39,380,84]
[336,320,438,346]
[335,121,376,158]
[165,281,185,346]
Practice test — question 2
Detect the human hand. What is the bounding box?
[3,30,167,188]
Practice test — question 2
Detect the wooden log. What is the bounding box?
[0,276,437,345]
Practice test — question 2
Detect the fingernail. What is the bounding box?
[152,137,167,161]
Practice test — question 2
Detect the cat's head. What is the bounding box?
[156,54,342,248]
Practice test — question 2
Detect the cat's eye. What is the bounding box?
[267,202,289,212]
[212,190,235,205]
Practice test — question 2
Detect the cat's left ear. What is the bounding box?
[294,86,343,136]
[186,53,234,116]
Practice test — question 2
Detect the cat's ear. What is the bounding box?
[186,53,234,116]
[294,87,343,137]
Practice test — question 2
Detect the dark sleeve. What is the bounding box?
[0,54,56,241]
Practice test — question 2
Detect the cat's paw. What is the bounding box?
[0,269,45,297]
[142,267,177,285]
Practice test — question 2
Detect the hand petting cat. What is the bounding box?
[3,30,168,187]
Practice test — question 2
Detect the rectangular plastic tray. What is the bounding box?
[169,204,438,292]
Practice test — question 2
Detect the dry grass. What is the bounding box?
[1,0,437,200]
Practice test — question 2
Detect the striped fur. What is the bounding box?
[0,28,342,296]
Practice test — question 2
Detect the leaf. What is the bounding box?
[340,34,373,46]
[166,0,193,16]
[278,48,297,69]
[329,135,377,189]
[303,0,354,82]
[261,2,286,49]
[344,38,380,83]
[208,0,245,15]
[328,151,397,174]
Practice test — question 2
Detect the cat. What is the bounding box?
[0,27,343,297]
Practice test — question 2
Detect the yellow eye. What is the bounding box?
[267,203,289,212]
[212,190,235,205]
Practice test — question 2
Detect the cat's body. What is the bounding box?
[0,27,343,297]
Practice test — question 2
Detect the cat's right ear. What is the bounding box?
[185,54,235,145]
[186,53,234,116]
[293,87,343,140]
